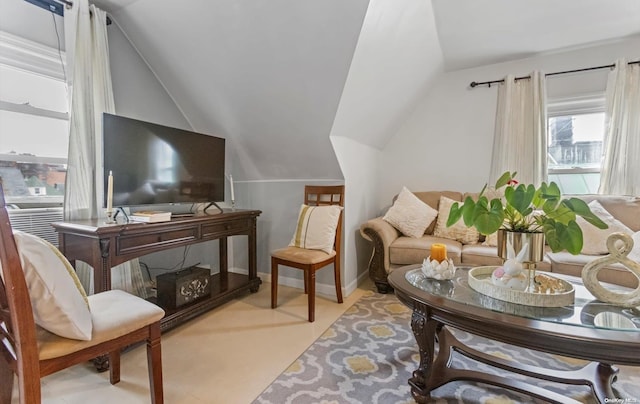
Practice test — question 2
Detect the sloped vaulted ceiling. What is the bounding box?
[99,0,370,181]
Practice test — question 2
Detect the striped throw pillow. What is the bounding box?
[289,204,343,254]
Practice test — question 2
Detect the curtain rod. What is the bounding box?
[59,0,112,25]
[469,60,640,88]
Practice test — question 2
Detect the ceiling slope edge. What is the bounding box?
[330,0,446,151]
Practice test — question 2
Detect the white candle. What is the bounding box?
[107,170,113,211]
[229,174,235,202]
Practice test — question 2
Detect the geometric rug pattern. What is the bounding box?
[253,289,640,404]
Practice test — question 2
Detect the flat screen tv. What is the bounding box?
[102,113,225,209]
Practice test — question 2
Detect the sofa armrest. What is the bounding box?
[360,217,400,293]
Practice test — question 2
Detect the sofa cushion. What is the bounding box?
[570,195,640,231]
[546,251,638,287]
[577,200,633,255]
[460,244,502,266]
[433,196,480,245]
[383,187,438,238]
[412,191,463,235]
[482,232,498,247]
[389,235,462,265]
[461,244,552,270]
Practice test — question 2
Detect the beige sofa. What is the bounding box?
[360,191,640,293]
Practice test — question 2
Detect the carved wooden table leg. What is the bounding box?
[409,310,438,403]
[389,266,639,404]
[591,363,619,403]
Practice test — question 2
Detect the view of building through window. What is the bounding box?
[548,113,604,168]
[0,64,69,207]
[547,110,605,194]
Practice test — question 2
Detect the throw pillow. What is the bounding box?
[433,196,480,244]
[482,232,498,247]
[9,231,92,340]
[289,204,343,254]
[383,187,438,238]
[577,200,633,255]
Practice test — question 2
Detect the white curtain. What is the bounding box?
[599,59,640,195]
[64,1,147,297]
[489,71,548,186]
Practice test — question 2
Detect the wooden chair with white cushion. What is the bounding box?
[0,182,165,403]
[271,185,344,322]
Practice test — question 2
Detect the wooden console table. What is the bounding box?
[52,209,261,332]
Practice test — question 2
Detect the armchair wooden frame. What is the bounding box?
[271,185,344,322]
[0,183,164,404]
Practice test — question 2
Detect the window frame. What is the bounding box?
[0,31,69,207]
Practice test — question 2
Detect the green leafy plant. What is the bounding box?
[446,171,608,254]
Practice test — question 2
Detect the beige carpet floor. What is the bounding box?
[11,280,365,404]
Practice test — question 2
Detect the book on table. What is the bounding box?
[129,210,172,223]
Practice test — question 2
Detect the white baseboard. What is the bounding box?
[229,267,370,298]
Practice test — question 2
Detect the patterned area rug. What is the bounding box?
[253,289,640,404]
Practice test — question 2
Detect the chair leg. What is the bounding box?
[147,323,164,404]
[334,259,343,304]
[271,257,278,309]
[0,356,14,404]
[308,270,316,322]
[303,271,308,294]
[16,368,40,404]
[109,349,121,384]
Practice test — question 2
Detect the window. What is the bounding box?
[0,34,69,208]
[547,94,605,194]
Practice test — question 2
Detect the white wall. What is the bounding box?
[331,136,381,289]
[0,0,64,49]
[329,0,444,149]
[108,22,191,131]
[379,36,640,209]
[328,0,444,293]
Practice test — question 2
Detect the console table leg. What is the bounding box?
[409,310,438,401]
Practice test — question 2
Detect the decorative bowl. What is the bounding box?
[421,257,456,280]
[468,266,575,307]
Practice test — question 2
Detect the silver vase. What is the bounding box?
[497,229,545,291]
[497,229,545,264]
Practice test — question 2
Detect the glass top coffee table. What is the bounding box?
[388,265,640,404]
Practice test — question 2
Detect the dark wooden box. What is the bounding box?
[156,266,211,309]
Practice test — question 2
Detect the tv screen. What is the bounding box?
[103,113,225,208]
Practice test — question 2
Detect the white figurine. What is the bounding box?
[491,258,528,290]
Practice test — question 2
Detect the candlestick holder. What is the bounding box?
[421,257,456,280]
[104,209,116,224]
[231,200,236,210]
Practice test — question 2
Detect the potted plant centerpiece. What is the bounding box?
[448,171,608,254]
[447,172,608,292]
